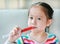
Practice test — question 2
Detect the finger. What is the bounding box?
[10,27,17,36]
[16,27,22,37]
[13,27,19,34]
[14,27,21,35]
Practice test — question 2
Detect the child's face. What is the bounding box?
[28,6,52,33]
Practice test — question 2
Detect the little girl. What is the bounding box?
[5,2,59,44]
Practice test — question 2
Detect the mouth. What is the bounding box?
[34,27,37,28]
[31,26,37,29]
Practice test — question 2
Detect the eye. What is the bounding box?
[29,17,33,20]
[38,18,41,20]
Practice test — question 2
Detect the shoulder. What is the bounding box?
[48,33,56,38]
[46,33,59,44]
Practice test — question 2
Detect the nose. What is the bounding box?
[31,19,36,25]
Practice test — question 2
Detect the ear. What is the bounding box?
[46,19,52,27]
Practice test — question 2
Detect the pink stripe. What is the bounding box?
[23,38,35,44]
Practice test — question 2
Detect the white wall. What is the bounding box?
[49,9,60,41]
[0,9,28,44]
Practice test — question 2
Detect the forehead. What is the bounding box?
[29,5,47,17]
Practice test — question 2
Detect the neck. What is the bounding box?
[30,31,47,43]
[30,31,46,36]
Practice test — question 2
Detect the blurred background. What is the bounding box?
[0,0,60,9]
[0,0,60,44]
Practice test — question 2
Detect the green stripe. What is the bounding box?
[17,37,23,44]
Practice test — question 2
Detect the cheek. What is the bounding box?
[37,21,47,30]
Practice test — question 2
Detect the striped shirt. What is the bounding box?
[16,33,59,44]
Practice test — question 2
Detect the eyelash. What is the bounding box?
[29,17,41,20]
[30,17,33,19]
[38,18,41,20]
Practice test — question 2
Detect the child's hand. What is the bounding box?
[8,27,22,43]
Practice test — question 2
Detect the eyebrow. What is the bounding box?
[29,14,43,17]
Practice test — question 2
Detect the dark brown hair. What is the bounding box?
[28,2,54,19]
